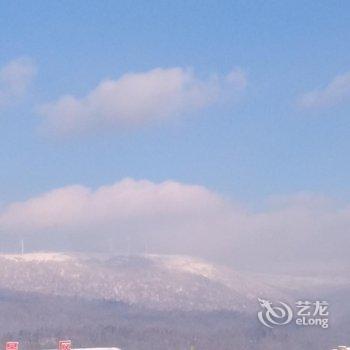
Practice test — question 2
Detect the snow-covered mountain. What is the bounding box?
[0,252,283,312]
[0,252,347,312]
[0,252,348,350]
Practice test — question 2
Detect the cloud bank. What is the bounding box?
[0,179,349,271]
[39,67,247,135]
[298,71,350,109]
[0,57,36,107]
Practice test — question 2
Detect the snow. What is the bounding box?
[148,254,217,279]
[0,252,73,262]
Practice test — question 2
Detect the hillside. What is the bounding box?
[0,253,348,349]
[0,252,284,312]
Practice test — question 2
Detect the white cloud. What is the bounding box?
[39,67,247,135]
[0,179,232,245]
[298,71,350,109]
[0,179,349,271]
[0,57,37,107]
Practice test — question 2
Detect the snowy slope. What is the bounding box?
[0,252,346,312]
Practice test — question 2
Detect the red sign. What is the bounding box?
[6,342,18,350]
[59,340,71,350]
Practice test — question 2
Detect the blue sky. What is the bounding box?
[1,0,350,205]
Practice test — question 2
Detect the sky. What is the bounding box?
[0,1,350,271]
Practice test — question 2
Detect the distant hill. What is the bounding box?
[0,252,284,312]
[0,252,348,350]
